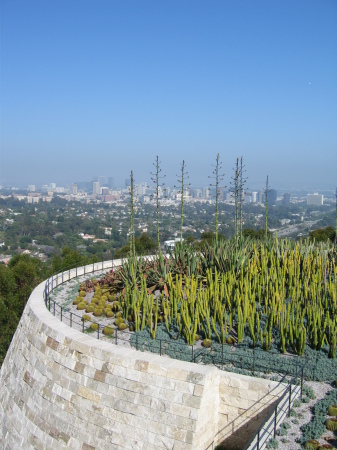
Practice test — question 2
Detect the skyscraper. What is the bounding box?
[92,181,100,195]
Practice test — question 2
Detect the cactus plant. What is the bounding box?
[326,418,337,431]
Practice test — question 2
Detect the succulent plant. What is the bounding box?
[327,404,337,416]
[304,440,320,450]
[103,326,114,336]
[202,339,212,348]
[81,314,92,322]
[77,302,87,310]
[326,418,337,431]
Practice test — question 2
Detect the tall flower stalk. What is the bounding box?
[151,155,165,253]
[209,153,225,245]
[129,170,136,257]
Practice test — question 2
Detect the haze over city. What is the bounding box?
[1,0,336,190]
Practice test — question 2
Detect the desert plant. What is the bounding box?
[103,326,114,336]
[326,418,337,431]
[304,440,320,450]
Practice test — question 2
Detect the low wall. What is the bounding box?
[0,263,288,450]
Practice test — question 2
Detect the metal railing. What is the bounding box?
[43,260,306,379]
[242,374,302,450]
[44,260,306,450]
[205,371,302,450]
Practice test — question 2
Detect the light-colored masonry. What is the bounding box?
[0,264,287,450]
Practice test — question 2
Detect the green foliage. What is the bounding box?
[266,438,279,449]
[0,255,49,366]
[114,233,157,258]
[309,226,336,243]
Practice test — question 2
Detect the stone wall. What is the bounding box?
[0,265,287,450]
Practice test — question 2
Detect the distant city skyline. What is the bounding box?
[1,1,336,190]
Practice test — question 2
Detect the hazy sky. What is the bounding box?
[1,0,336,190]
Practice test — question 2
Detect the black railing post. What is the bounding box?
[61,306,63,322]
[301,367,304,398]
[191,345,193,362]
[48,296,51,311]
[289,384,292,415]
[160,339,162,356]
[136,333,138,351]
[257,429,260,450]
[62,271,64,283]
[274,404,277,437]
[70,313,73,328]
[222,343,224,367]
[253,348,255,374]
[53,301,55,316]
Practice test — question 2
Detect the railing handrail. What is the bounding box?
[44,260,306,450]
[43,259,307,371]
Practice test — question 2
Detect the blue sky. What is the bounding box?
[1,0,336,190]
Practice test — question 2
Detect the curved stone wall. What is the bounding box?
[0,265,287,450]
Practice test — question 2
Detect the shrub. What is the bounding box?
[266,438,279,449]
[73,297,82,305]
[226,336,235,345]
[118,322,127,331]
[106,310,114,318]
[86,305,94,313]
[79,291,86,297]
[93,308,103,317]
[293,399,302,408]
[90,323,99,331]
[303,385,316,400]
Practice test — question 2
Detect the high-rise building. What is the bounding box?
[251,192,257,203]
[203,186,210,198]
[268,189,277,205]
[108,177,114,189]
[49,183,56,190]
[98,176,106,186]
[258,189,264,204]
[70,184,78,195]
[92,181,100,195]
[28,185,36,192]
[283,193,291,205]
[307,193,323,206]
